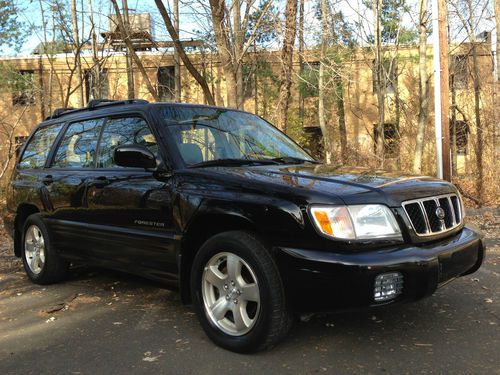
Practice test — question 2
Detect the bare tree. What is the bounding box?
[276,0,298,132]
[155,0,216,105]
[110,0,160,101]
[373,0,385,163]
[413,0,430,174]
[71,0,84,107]
[0,106,28,181]
[448,0,493,203]
[496,0,500,81]
[318,0,332,162]
[298,0,305,126]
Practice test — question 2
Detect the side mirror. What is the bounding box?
[113,144,157,169]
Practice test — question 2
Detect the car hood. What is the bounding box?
[196,163,457,207]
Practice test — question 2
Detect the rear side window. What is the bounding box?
[19,123,63,169]
[97,117,158,168]
[51,118,104,168]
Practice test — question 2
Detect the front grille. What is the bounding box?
[402,194,462,236]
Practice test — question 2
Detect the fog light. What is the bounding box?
[374,272,403,302]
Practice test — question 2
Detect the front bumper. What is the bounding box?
[275,226,485,312]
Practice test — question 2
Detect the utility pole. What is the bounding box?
[173,0,181,102]
[122,0,135,99]
[431,0,451,181]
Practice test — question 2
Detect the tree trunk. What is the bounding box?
[208,0,238,108]
[336,76,347,162]
[470,37,484,202]
[496,0,500,81]
[87,0,103,100]
[173,0,181,101]
[318,0,331,163]
[233,0,244,108]
[298,0,304,127]
[71,0,84,107]
[253,42,258,114]
[111,0,160,101]
[155,0,215,105]
[413,0,429,174]
[276,0,298,132]
[373,0,385,165]
[122,0,135,99]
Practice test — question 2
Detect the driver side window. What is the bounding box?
[97,117,158,168]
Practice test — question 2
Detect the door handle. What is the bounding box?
[88,176,110,188]
[42,175,53,185]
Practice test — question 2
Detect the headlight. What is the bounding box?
[309,204,402,240]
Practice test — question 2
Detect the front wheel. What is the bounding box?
[191,231,292,353]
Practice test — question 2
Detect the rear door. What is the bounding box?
[42,117,105,260]
[11,122,65,221]
[84,114,178,282]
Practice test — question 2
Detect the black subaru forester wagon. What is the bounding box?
[3,99,484,352]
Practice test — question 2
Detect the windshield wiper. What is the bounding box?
[270,156,320,165]
[189,158,280,168]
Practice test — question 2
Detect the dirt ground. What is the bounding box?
[0,213,499,375]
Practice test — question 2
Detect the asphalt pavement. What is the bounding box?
[0,216,499,375]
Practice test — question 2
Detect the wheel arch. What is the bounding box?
[179,213,257,305]
[13,203,41,257]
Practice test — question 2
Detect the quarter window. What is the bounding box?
[51,119,104,168]
[19,124,63,169]
[97,117,158,168]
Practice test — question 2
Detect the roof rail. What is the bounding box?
[45,99,149,121]
[87,99,149,109]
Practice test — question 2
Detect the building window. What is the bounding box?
[12,70,36,106]
[158,66,175,101]
[373,123,399,158]
[84,68,109,103]
[451,120,469,155]
[299,62,320,98]
[451,55,468,90]
[242,64,255,99]
[373,60,396,94]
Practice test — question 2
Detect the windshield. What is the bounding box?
[160,106,314,167]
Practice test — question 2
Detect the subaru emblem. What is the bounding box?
[435,207,446,220]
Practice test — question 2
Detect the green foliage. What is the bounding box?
[0,0,27,53]
[381,1,417,45]
[36,41,69,55]
[246,0,279,46]
[299,63,320,98]
[0,64,29,91]
[362,0,417,45]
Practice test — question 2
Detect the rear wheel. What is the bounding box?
[191,231,292,353]
[21,214,68,284]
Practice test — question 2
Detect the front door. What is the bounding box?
[84,115,177,283]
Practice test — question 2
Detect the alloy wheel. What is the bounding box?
[24,225,46,275]
[202,252,261,336]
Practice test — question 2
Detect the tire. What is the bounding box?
[21,214,68,285]
[191,230,292,353]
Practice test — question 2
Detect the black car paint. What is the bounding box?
[4,102,484,311]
